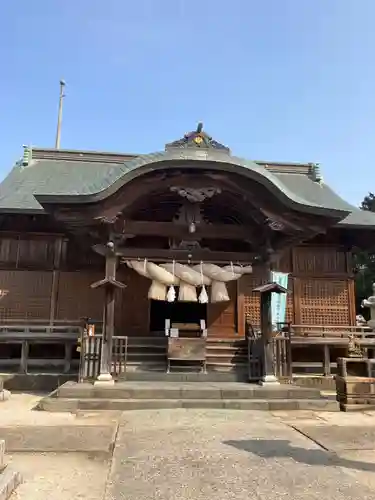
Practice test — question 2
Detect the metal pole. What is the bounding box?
[55,80,66,149]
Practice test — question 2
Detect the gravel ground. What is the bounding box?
[7,453,110,500]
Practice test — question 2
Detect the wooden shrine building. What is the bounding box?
[0,124,375,381]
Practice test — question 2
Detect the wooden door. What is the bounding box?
[207,281,237,337]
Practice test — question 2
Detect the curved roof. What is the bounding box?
[0,144,374,228]
[32,149,348,219]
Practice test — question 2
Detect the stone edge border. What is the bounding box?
[0,467,22,500]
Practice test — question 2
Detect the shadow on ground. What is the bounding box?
[224,439,375,473]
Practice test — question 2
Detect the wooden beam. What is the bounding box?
[93,244,256,264]
[122,220,253,240]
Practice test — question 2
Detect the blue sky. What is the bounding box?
[1,0,374,205]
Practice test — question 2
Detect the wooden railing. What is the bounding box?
[79,335,128,381]
[290,324,373,338]
[0,319,83,335]
[247,337,262,380]
[246,322,292,381]
[288,324,375,376]
[0,320,84,374]
[2,318,375,379]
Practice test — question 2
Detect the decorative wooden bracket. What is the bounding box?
[90,251,126,290]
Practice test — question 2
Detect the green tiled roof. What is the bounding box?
[0,148,373,228]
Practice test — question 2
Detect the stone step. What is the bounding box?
[126,361,248,373]
[340,402,375,412]
[0,424,117,453]
[57,382,324,400]
[121,371,248,382]
[39,397,339,412]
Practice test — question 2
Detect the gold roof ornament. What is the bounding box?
[165,122,230,152]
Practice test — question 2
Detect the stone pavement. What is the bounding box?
[0,393,119,453]
[105,409,375,500]
[8,453,109,500]
[3,394,375,499]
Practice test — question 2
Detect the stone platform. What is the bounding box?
[105,409,375,500]
[0,440,22,500]
[37,381,338,412]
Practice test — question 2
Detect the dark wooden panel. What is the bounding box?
[293,246,347,275]
[0,238,18,266]
[56,271,104,321]
[18,238,55,268]
[275,249,292,273]
[0,270,53,319]
[116,267,150,336]
[207,281,237,337]
[348,279,356,325]
[64,239,104,270]
[0,235,55,269]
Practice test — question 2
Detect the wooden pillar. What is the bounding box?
[91,246,126,385]
[260,291,274,380]
[49,236,64,324]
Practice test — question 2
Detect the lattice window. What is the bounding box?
[241,272,294,327]
[0,270,53,319]
[299,279,349,325]
[293,247,346,274]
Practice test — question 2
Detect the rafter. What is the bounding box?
[92,244,256,264]
[121,220,254,240]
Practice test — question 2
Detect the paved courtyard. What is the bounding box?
[3,394,375,499]
[106,409,375,500]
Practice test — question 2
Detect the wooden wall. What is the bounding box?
[239,245,355,330]
[0,234,107,323]
[0,232,150,335]
[0,232,356,334]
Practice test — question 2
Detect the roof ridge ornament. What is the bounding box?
[22,145,32,167]
[165,123,230,153]
[309,162,323,184]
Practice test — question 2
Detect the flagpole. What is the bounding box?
[55,80,66,149]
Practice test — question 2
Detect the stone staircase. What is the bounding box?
[38,380,339,412]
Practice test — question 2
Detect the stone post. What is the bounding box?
[361,282,375,330]
[0,378,10,402]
